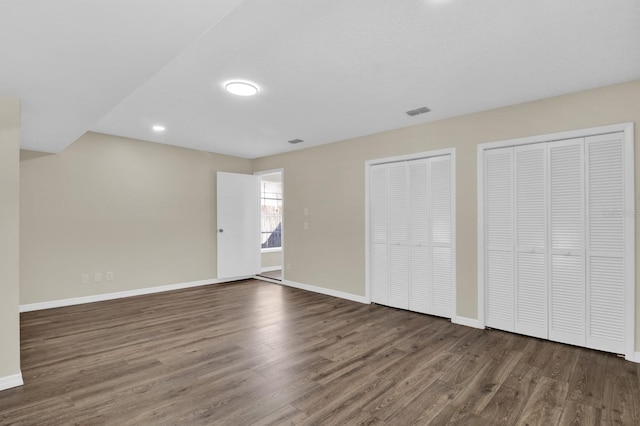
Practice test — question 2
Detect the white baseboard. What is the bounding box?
[280,279,370,304]
[452,316,484,329]
[0,373,23,391]
[628,352,640,363]
[18,277,253,313]
[260,266,282,273]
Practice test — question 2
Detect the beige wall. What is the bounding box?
[0,96,21,379]
[253,80,640,347]
[261,250,282,269]
[20,132,252,304]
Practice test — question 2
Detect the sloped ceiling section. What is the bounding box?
[2,0,640,157]
[0,0,244,152]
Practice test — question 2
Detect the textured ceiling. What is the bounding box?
[2,0,640,158]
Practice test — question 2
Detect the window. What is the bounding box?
[260,177,282,250]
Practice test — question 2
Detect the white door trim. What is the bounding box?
[477,122,635,360]
[365,148,456,317]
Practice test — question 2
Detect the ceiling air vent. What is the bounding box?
[406,106,431,117]
[288,138,304,144]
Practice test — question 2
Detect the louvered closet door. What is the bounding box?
[485,148,514,331]
[514,144,548,339]
[408,159,430,314]
[548,138,585,347]
[585,133,626,354]
[429,156,453,317]
[370,165,389,305]
[387,163,409,309]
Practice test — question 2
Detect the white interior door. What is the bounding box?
[217,172,260,279]
[368,151,455,319]
[514,143,548,339]
[484,148,515,332]
[408,159,430,314]
[585,133,626,354]
[548,138,586,347]
[387,163,409,309]
[429,155,453,317]
[480,125,634,358]
[370,165,389,305]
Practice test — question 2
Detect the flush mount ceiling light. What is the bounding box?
[224,80,259,96]
[152,125,165,132]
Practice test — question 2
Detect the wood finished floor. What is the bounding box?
[2,279,639,425]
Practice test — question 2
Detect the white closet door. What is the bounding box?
[514,144,548,339]
[585,133,626,353]
[370,165,389,305]
[408,160,430,314]
[430,156,453,317]
[485,148,514,331]
[548,138,585,347]
[387,164,409,309]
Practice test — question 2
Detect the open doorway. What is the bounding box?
[256,170,283,281]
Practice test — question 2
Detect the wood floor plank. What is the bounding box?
[1,279,638,425]
[566,348,609,407]
[477,383,530,425]
[362,367,443,421]
[249,404,308,426]
[516,376,569,426]
[558,402,603,425]
[602,355,640,425]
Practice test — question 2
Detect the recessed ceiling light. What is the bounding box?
[152,125,166,132]
[224,81,259,97]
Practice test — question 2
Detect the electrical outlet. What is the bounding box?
[303,221,308,230]
[94,272,102,282]
[82,274,89,284]
[106,271,114,281]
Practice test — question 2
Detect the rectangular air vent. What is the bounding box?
[406,106,431,117]
[288,139,304,144]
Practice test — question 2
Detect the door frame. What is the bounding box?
[365,148,457,318]
[254,168,285,281]
[477,122,635,360]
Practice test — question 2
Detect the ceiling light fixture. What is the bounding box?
[152,125,166,132]
[224,80,259,97]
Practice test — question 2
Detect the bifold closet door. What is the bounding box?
[408,160,430,314]
[548,138,586,347]
[585,133,626,354]
[429,156,453,317]
[484,132,630,354]
[514,144,547,339]
[369,155,453,318]
[370,165,389,306]
[387,163,410,310]
[485,148,514,331]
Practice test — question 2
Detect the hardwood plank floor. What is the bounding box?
[1,279,639,425]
